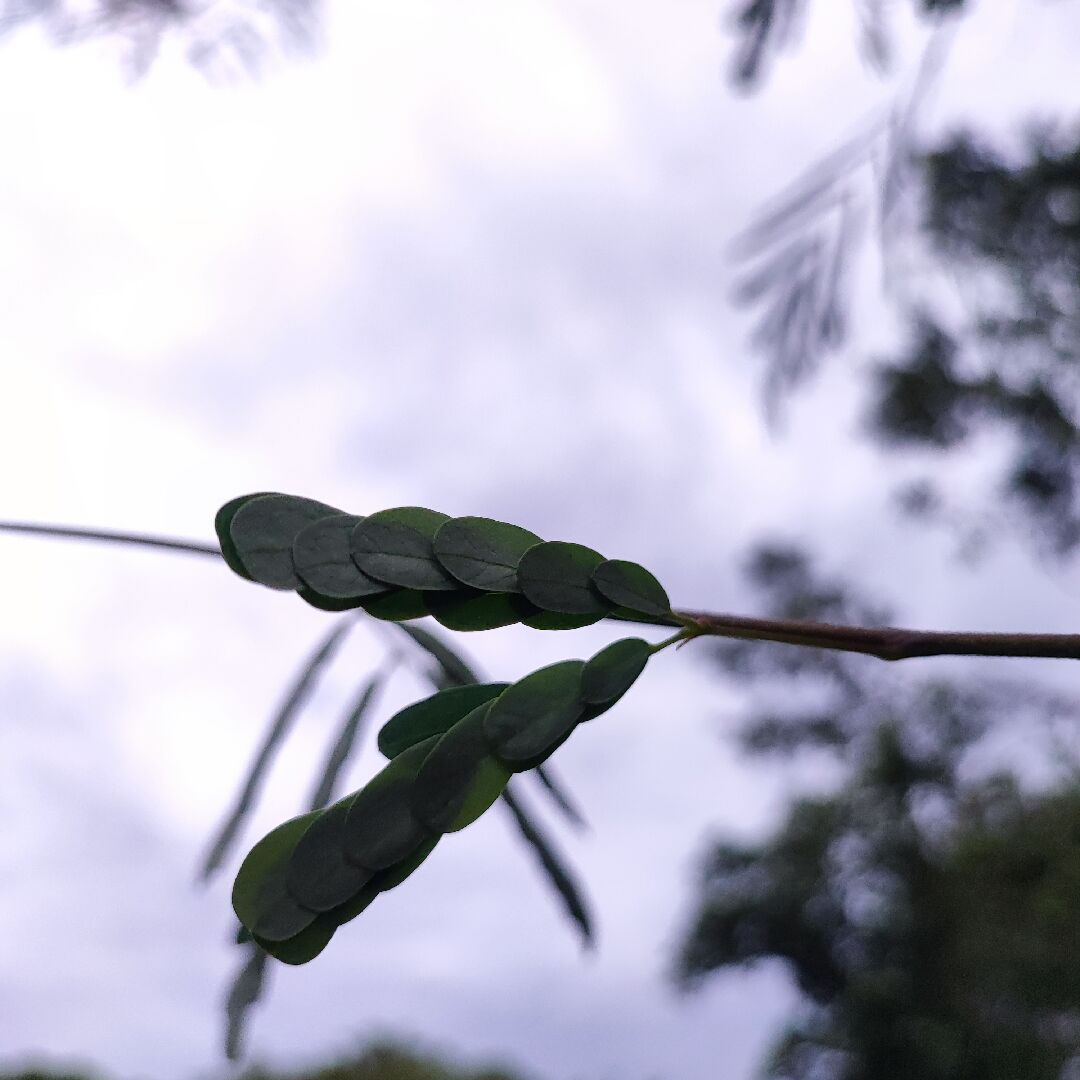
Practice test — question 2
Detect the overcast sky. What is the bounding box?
[3,2,1080,1079]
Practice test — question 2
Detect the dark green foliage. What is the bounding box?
[682,542,1080,1079]
[351,508,458,592]
[293,514,389,600]
[425,591,530,631]
[342,739,438,869]
[483,661,587,767]
[219,493,673,973]
[412,703,511,833]
[378,683,509,759]
[216,493,676,629]
[580,638,651,708]
[232,812,319,941]
[286,797,374,912]
[227,494,340,590]
[591,560,672,620]
[432,516,543,592]
[1,1038,531,1080]
[517,542,608,615]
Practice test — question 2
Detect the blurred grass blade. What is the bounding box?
[395,622,480,686]
[306,665,393,811]
[224,942,268,1061]
[534,764,588,831]
[500,783,594,948]
[200,618,354,881]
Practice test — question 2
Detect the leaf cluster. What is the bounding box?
[216,493,679,966]
[217,493,677,630]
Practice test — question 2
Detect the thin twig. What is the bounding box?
[0,521,222,558]
[676,611,1080,662]
[5,519,1080,664]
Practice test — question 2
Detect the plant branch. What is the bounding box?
[0,520,222,558]
[4,519,1080,663]
[675,611,1080,662]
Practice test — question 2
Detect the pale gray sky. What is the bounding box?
[2,2,1080,1078]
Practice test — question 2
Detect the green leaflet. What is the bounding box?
[591,559,673,620]
[581,637,651,709]
[231,811,322,940]
[360,589,430,622]
[293,513,389,600]
[259,838,441,967]
[522,609,604,631]
[432,516,543,592]
[483,660,587,768]
[285,796,374,913]
[518,542,610,615]
[378,683,509,759]
[254,914,338,966]
[350,507,459,591]
[341,737,437,870]
[215,493,271,581]
[393,622,481,686]
[425,590,528,631]
[412,702,511,834]
[230,493,342,590]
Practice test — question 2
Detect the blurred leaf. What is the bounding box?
[500,784,594,949]
[342,737,439,869]
[200,619,354,881]
[307,669,391,810]
[432,515,543,592]
[350,507,458,591]
[580,637,651,709]
[591,560,672,620]
[412,702,510,833]
[378,683,508,759]
[292,513,389,600]
[229,493,340,590]
[224,944,268,1061]
[518,541,609,615]
[394,622,482,686]
[533,764,588,831]
[484,660,587,768]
